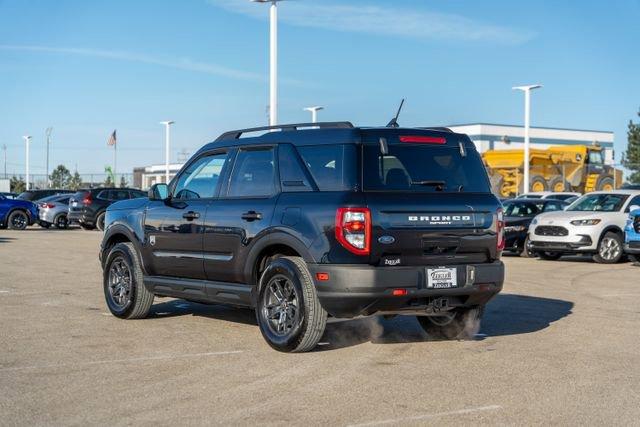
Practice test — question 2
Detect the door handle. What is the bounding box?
[241,211,263,221]
[182,211,200,221]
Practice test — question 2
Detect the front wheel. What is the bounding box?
[417,307,484,340]
[54,214,69,229]
[103,242,154,319]
[256,256,327,353]
[520,236,535,258]
[593,232,623,264]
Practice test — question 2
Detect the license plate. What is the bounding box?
[426,267,458,289]
[72,201,78,207]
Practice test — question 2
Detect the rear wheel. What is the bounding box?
[103,242,154,319]
[548,176,570,192]
[417,307,483,340]
[256,256,327,353]
[538,251,562,260]
[520,236,535,258]
[530,175,548,193]
[596,175,615,191]
[96,212,106,231]
[7,210,28,230]
[593,232,623,264]
[54,214,69,229]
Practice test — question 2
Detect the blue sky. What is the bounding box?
[1,0,639,176]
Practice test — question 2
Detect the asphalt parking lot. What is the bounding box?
[1,229,639,426]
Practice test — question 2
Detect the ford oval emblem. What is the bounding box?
[378,235,395,244]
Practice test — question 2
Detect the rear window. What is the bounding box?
[297,144,357,191]
[362,143,491,193]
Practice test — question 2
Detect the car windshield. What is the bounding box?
[503,201,539,217]
[362,143,490,193]
[567,194,628,212]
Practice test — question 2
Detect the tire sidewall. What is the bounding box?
[594,232,623,264]
[54,213,68,229]
[103,243,139,318]
[96,212,106,231]
[256,258,309,352]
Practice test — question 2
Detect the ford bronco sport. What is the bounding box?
[99,122,505,352]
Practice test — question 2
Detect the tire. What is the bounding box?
[596,175,615,191]
[7,210,29,230]
[529,175,548,193]
[256,256,327,353]
[54,214,69,229]
[417,306,484,340]
[593,232,623,264]
[548,176,570,192]
[96,212,106,231]
[538,251,562,260]
[520,236,535,258]
[103,242,154,319]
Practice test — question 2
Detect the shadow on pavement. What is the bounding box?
[148,299,257,326]
[0,236,16,243]
[318,293,574,350]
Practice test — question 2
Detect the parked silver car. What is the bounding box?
[38,194,72,229]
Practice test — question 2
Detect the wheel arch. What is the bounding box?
[101,224,144,270]
[597,225,624,246]
[6,207,32,225]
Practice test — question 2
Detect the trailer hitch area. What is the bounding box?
[425,297,450,314]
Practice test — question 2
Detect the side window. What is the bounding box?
[626,196,640,212]
[297,144,357,191]
[129,190,146,199]
[97,190,111,200]
[227,147,276,198]
[114,190,129,200]
[544,202,561,212]
[173,152,229,200]
[278,144,312,192]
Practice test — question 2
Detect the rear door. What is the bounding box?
[361,132,500,267]
[203,145,278,283]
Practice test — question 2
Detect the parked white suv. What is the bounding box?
[528,190,640,263]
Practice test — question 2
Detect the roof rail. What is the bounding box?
[215,121,354,141]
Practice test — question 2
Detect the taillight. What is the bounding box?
[335,207,371,256]
[39,203,55,209]
[82,193,92,206]
[496,208,505,252]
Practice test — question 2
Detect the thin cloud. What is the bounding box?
[0,45,266,82]
[210,0,535,45]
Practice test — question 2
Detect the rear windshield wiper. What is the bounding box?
[411,180,446,191]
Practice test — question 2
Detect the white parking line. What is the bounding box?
[0,350,244,373]
[347,405,502,427]
[0,290,10,293]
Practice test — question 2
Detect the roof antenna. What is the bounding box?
[386,99,405,128]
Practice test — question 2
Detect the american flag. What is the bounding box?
[107,130,117,146]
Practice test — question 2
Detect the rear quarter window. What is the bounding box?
[296,144,357,191]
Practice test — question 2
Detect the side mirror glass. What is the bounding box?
[629,205,640,214]
[149,183,169,201]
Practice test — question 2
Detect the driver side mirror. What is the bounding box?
[148,183,169,201]
[629,205,640,214]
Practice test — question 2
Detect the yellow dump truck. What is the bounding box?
[482,144,622,198]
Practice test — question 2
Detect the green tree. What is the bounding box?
[49,164,72,188]
[69,171,83,190]
[622,108,640,184]
[119,175,128,188]
[10,176,26,193]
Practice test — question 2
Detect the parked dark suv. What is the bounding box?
[69,188,146,230]
[99,122,505,352]
[17,189,73,201]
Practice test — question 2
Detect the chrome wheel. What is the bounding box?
[262,274,300,336]
[108,257,132,308]
[599,237,621,261]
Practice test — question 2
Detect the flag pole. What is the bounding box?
[113,141,117,184]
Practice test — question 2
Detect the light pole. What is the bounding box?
[23,135,32,190]
[45,127,52,188]
[160,121,175,184]
[252,0,282,126]
[2,144,6,179]
[303,106,324,123]
[512,84,542,193]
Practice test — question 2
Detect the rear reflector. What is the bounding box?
[315,272,330,281]
[392,289,408,296]
[399,135,446,144]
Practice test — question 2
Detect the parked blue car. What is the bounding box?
[0,193,38,230]
[624,206,640,264]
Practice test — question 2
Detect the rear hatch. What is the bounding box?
[361,130,500,266]
[68,191,89,215]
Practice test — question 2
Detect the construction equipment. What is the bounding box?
[482,144,622,198]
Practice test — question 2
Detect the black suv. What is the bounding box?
[69,188,146,230]
[99,122,505,352]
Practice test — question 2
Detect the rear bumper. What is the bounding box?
[307,261,504,318]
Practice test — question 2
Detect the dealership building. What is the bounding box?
[447,123,615,164]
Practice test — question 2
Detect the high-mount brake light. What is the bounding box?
[335,207,371,256]
[496,208,505,252]
[399,135,446,144]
